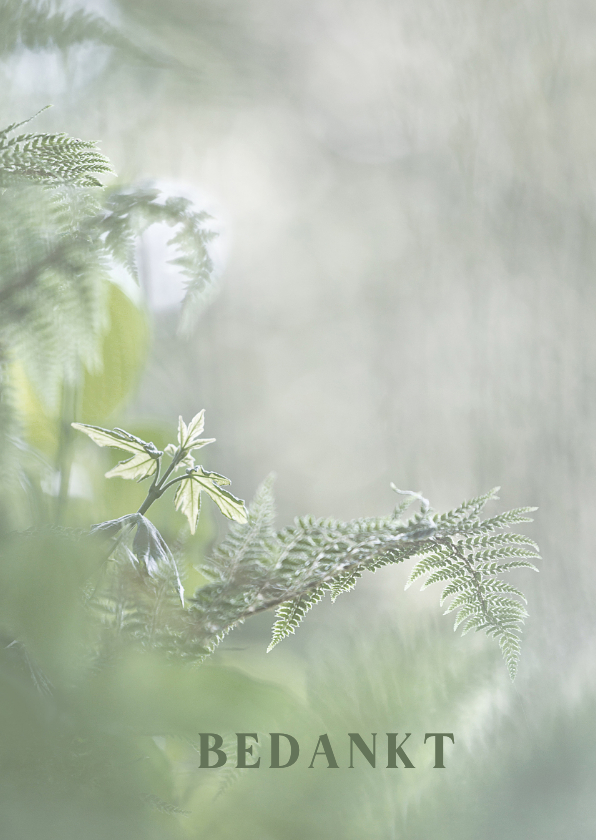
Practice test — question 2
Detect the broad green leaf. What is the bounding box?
[80,284,149,422]
[105,449,158,481]
[174,475,202,534]
[9,361,57,455]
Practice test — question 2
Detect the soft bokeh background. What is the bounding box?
[2,0,596,837]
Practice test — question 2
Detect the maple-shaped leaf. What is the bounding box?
[174,474,202,534]
[174,466,246,533]
[105,450,158,481]
[72,422,160,481]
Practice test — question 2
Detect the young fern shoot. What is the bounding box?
[73,411,247,606]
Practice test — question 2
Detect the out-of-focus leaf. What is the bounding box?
[9,361,56,455]
[8,286,148,460]
[77,653,301,736]
[80,283,149,421]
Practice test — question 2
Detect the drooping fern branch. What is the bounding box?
[193,483,538,679]
[75,416,539,680]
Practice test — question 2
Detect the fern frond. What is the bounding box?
[432,487,500,528]
[468,507,538,532]
[465,532,540,551]
[329,568,364,601]
[202,474,277,583]
[408,490,539,679]
[0,118,113,187]
[267,585,330,651]
[404,547,453,588]
[100,186,219,330]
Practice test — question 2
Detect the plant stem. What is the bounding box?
[136,448,185,515]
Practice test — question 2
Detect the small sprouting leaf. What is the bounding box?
[93,513,184,605]
[133,518,160,577]
[182,409,204,443]
[90,513,139,541]
[201,469,231,486]
[177,410,215,453]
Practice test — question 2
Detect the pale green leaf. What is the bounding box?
[174,475,202,534]
[201,469,231,486]
[177,410,215,453]
[72,422,147,454]
[105,449,158,481]
[185,409,205,443]
[190,468,247,523]
[199,483,247,524]
[177,415,188,447]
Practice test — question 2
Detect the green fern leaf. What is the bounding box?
[267,586,330,652]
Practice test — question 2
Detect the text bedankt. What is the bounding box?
[197,732,455,769]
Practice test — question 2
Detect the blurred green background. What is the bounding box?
[1,0,595,837]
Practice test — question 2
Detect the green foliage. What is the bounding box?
[0,114,220,484]
[73,410,246,530]
[0,0,161,63]
[72,423,163,481]
[259,486,537,679]
[407,492,539,680]
[72,417,539,678]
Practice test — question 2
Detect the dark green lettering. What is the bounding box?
[349,733,376,768]
[236,733,260,768]
[387,733,414,768]
[308,734,339,768]
[424,733,454,768]
[198,733,227,768]
[270,733,299,768]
